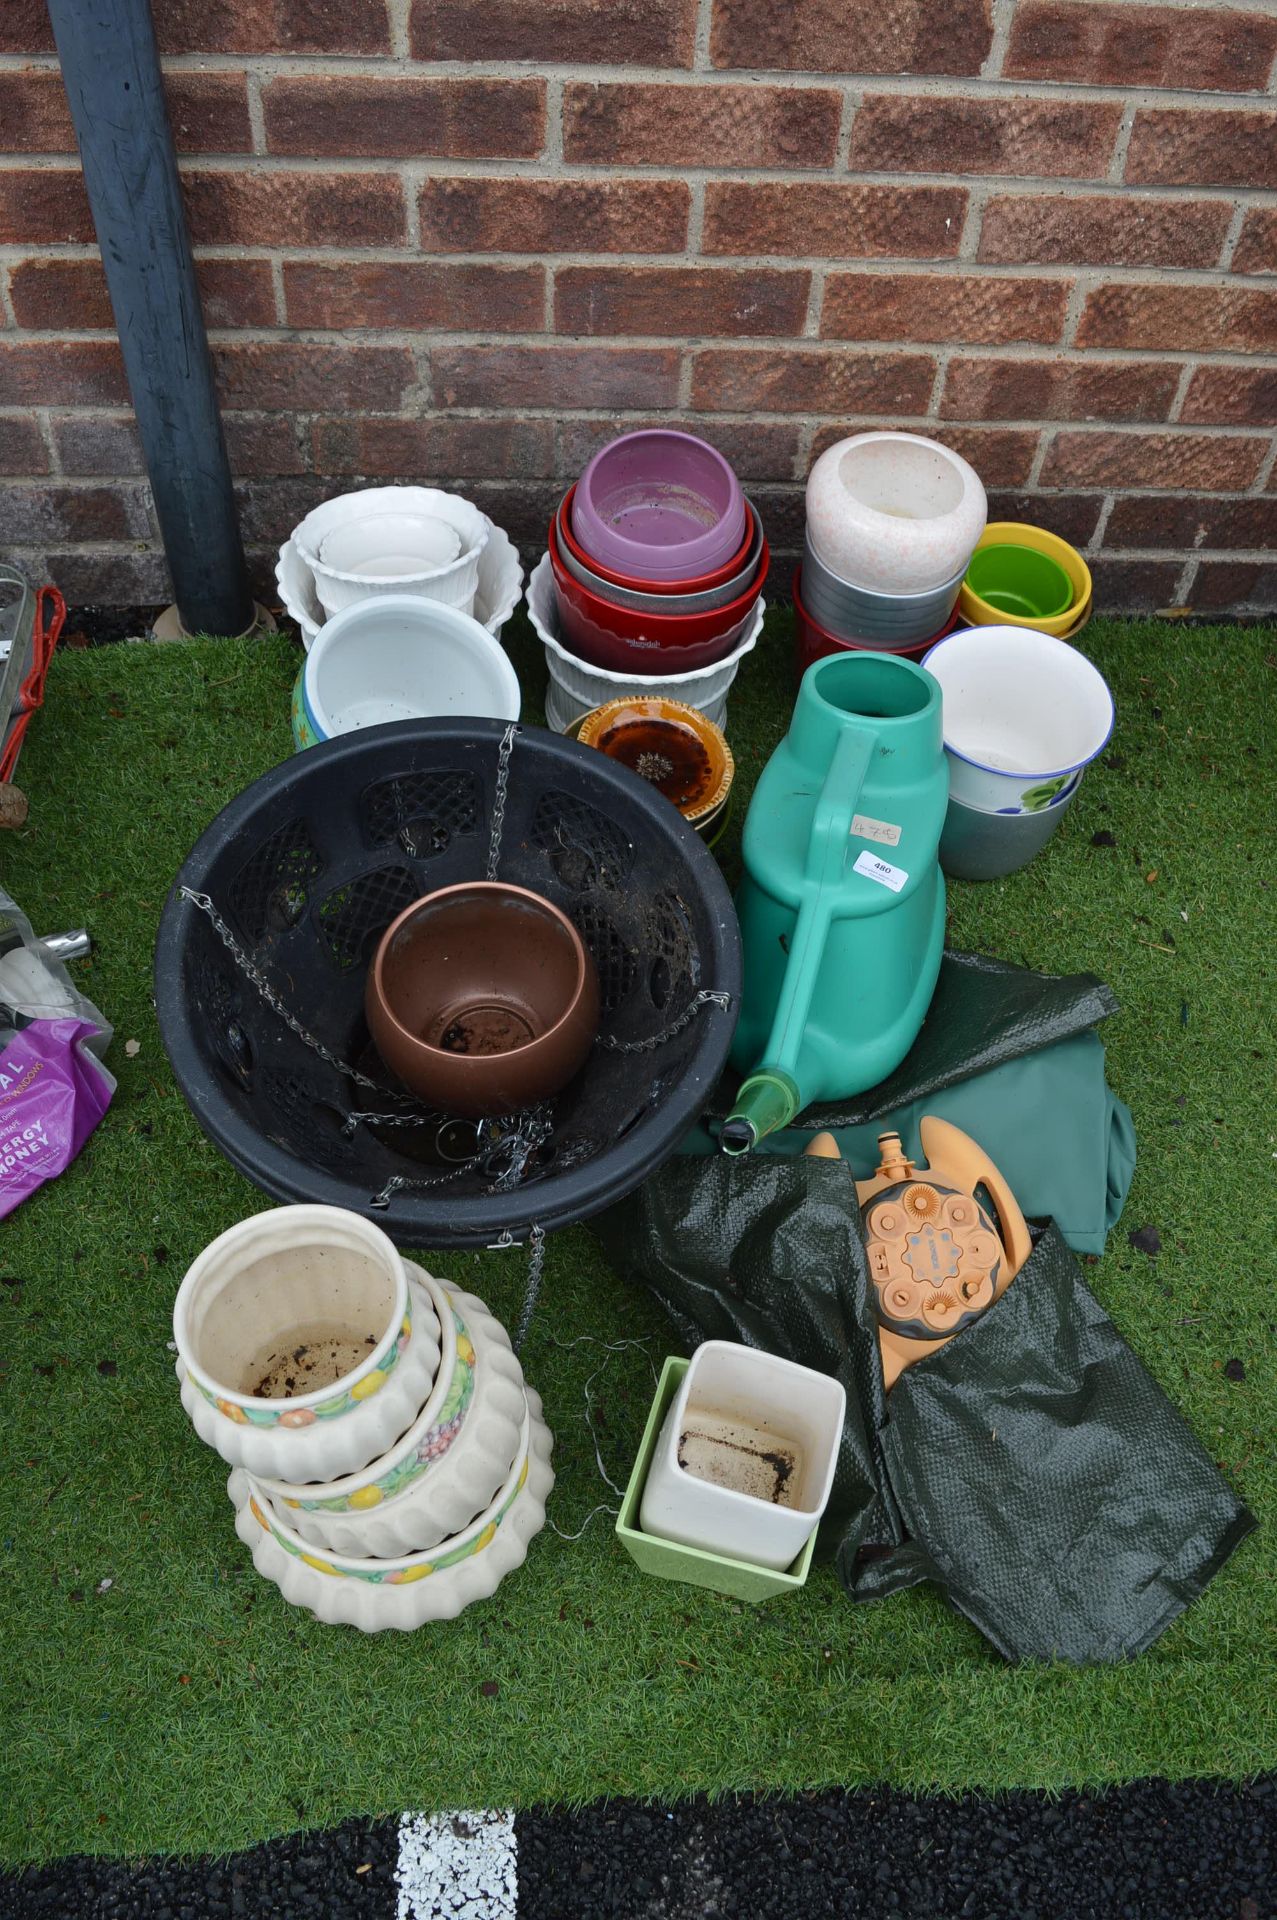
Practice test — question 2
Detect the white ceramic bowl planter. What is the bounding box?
[228,1390,554,1632]
[276,521,525,653]
[173,1205,441,1480]
[294,487,490,619]
[639,1341,845,1572]
[260,1284,528,1558]
[292,595,520,749]
[806,432,987,595]
[525,552,763,733]
[922,624,1115,814]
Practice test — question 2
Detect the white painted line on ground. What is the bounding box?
[395,1809,517,1920]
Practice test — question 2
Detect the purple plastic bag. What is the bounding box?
[0,1016,113,1219]
[0,886,114,1219]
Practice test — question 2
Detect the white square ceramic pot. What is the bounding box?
[638,1340,846,1572]
[922,623,1114,815]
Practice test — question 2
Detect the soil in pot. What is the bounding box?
[249,1327,381,1398]
[677,1413,803,1509]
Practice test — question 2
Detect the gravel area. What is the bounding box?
[4,1780,1273,1919]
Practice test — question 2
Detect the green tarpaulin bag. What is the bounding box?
[594,956,1253,1662]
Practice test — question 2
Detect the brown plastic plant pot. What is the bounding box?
[366,882,601,1120]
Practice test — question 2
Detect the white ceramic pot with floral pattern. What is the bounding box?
[258,1282,528,1557]
[228,1390,554,1632]
[173,1205,440,1480]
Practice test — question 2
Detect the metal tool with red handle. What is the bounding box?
[805,1118,1032,1389]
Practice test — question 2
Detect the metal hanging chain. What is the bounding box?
[179,887,422,1099]
[596,987,732,1055]
[486,722,518,881]
[368,1106,552,1209]
[512,1223,546,1353]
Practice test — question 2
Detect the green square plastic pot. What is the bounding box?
[615,1356,818,1603]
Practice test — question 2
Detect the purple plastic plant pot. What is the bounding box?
[555,498,766,615]
[573,431,747,584]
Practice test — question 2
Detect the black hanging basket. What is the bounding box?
[154,718,740,1246]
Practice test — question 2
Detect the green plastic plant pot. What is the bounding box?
[965,543,1073,620]
[615,1356,818,1603]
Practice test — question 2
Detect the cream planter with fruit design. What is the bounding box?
[259,1284,528,1558]
[229,1391,554,1632]
[173,1205,440,1480]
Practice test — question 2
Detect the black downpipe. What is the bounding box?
[46,0,254,636]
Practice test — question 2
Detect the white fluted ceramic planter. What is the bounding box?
[228,1392,554,1632]
[805,432,987,595]
[173,1205,440,1480]
[276,521,524,652]
[263,1284,528,1557]
[294,487,490,619]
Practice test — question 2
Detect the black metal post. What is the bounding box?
[46,0,254,636]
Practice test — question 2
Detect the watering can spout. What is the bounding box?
[720,1068,801,1155]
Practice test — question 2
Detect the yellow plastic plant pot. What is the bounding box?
[959,522,1093,636]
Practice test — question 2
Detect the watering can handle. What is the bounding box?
[765,722,874,1061]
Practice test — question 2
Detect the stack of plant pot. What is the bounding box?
[526,429,770,733]
[172,1205,552,1632]
[794,431,988,672]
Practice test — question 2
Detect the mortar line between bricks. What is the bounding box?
[386,0,411,63]
[244,71,267,156]
[35,408,60,478]
[692,0,714,73]
[1218,203,1251,272]
[687,178,706,259]
[1027,428,1053,487]
[802,266,824,339]
[12,237,1277,293]
[9,48,1277,106]
[1252,436,1277,490]
[13,406,1277,467]
[544,75,565,168]
[1108,104,1138,187]
[0,264,15,330]
[51,321,1277,371]
[6,150,1277,206]
[1173,554,1201,601]
[15,332,1277,380]
[1060,276,1092,350]
[401,165,423,250]
[267,258,286,326]
[957,185,987,262]
[926,351,949,419]
[1090,494,1117,552]
[1167,363,1198,422]
[981,0,1018,82]
[833,88,859,171]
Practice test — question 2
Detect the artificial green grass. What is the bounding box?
[0,613,1273,1865]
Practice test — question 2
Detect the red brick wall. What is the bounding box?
[2,0,1275,615]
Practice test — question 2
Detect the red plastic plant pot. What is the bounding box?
[549,520,766,675]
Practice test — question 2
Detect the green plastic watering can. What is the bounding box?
[722,652,948,1154]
